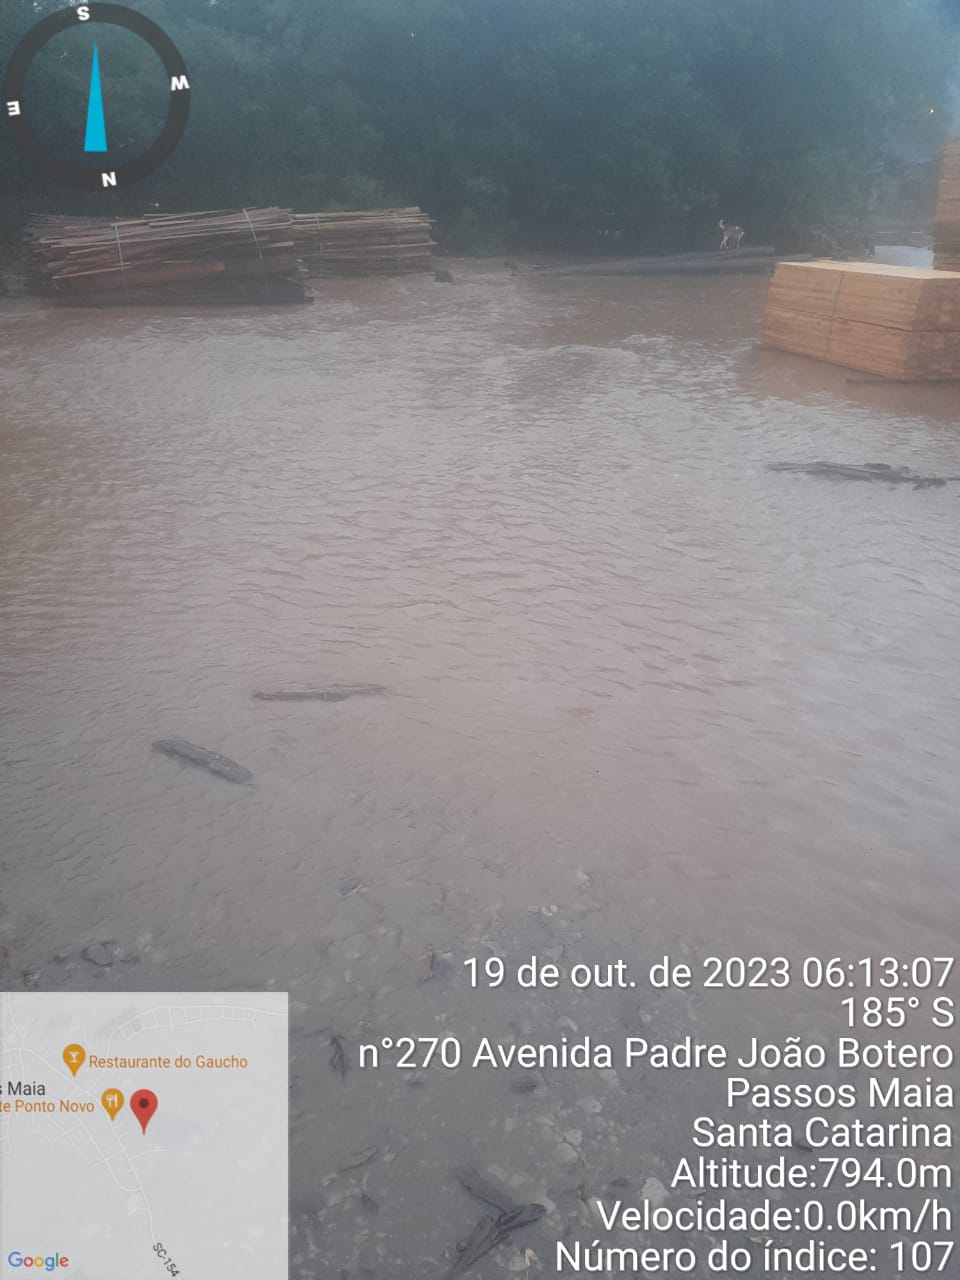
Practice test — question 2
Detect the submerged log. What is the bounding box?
[152,737,253,783]
[769,462,960,488]
[444,1204,546,1278]
[443,1166,546,1277]
[253,684,388,702]
[455,1166,520,1215]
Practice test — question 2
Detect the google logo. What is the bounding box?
[6,1254,69,1272]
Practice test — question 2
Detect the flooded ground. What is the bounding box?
[1,252,959,1276]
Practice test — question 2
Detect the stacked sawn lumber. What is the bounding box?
[933,140,960,273]
[761,260,960,379]
[23,208,313,304]
[291,208,435,277]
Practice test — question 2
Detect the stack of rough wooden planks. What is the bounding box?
[23,208,313,304]
[761,260,960,379]
[291,208,435,276]
[933,140,960,273]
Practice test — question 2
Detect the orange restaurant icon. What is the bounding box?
[62,1044,85,1077]
[101,1089,124,1120]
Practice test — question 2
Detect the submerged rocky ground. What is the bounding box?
[1,255,958,1274]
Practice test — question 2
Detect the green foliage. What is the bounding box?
[1,0,956,249]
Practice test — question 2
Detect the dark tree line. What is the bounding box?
[1,0,957,249]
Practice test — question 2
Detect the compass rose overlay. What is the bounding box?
[3,3,190,191]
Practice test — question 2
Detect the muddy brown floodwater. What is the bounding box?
[1,254,959,1277]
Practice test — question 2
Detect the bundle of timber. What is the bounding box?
[291,207,435,277]
[761,260,960,380]
[933,140,960,273]
[23,208,313,304]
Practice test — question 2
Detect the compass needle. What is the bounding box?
[83,43,108,153]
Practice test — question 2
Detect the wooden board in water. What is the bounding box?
[767,261,960,332]
[767,265,842,318]
[760,304,832,360]
[933,140,960,273]
[827,319,960,380]
[761,309,960,380]
[834,272,960,332]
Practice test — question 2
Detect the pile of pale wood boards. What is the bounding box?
[23,208,313,304]
[933,140,960,273]
[761,260,960,379]
[290,208,435,276]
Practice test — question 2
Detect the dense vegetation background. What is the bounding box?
[1,0,958,250]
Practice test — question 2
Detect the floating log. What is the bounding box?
[23,208,313,305]
[152,737,253,784]
[769,462,960,487]
[253,684,388,702]
[536,249,813,277]
[291,207,435,277]
[761,260,960,380]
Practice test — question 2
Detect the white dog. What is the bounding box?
[719,219,745,251]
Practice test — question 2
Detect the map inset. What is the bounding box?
[0,992,288,1279]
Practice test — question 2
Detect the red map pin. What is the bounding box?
[130,1089,158,1134]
